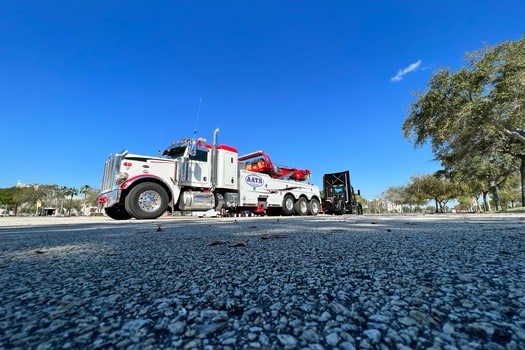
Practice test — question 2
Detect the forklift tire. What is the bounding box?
[281,194,295,216]
[294,197,308,216]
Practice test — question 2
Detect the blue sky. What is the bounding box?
[1,1,523,199]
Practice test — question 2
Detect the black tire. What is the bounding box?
[307,198,320,216]
[266,207,280,216]
[125,182,169,219]
[214,192,224,211]
[322,200,333,215]
[105,206,132,220]
[334,198,344,215]
[294,197,308,216]
[281,194,295,216]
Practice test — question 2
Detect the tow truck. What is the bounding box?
[97,129,321,219]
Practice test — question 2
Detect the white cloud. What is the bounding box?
[391,60,422,82]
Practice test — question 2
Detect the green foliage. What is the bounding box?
[380,173,466,213]
[403,36,525,206]
[405,174,463,213]
[498,174,522,209]
[0,183,99,216]
[0,187,17,205]
[0,186,40,215]
[64,187,79,216]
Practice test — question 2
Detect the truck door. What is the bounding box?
[179,148,211,188]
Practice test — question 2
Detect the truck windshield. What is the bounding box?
[333,186,344,194]
[163,146,186,159]
[162,146,208,161]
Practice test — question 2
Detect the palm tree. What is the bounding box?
[79,185,92,215]
[64,187,78,216]
[57,186,68,215]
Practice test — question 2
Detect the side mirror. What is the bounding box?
[357,189,361,196]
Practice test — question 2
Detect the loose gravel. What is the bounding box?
[0,214,524,349]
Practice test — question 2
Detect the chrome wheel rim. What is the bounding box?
[285,198,294,211]
[299,200,307,214]
[138,190,162,212]
[311,201,319,214]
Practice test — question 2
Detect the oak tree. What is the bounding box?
[403,37,525,206]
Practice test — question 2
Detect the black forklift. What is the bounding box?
[322,171,363,215]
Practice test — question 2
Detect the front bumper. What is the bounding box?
[97,189,122,209]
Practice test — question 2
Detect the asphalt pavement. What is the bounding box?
[1,213,524,349]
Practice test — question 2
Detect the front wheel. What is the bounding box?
[105,206,132,220]
[125,182,169,219]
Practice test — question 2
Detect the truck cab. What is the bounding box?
[322,170,363,215]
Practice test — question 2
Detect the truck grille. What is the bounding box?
[100,151,127,192]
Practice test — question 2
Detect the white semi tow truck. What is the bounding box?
[97,129,321,220]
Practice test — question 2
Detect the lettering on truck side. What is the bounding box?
[245,174,264,187]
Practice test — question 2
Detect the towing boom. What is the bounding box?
[239,151,311,181]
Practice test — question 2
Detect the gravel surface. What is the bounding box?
[0,214,524,349]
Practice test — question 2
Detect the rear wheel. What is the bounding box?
[294,197,308,216]
[307,198,320,216]
[281,195,295,216]
[105,206,132,220]
[125,182,169,219]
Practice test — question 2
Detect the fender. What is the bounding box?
[120,174,172,192]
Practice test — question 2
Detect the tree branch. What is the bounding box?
[501,127,525,144]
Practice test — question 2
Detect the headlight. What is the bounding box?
[115,172,129,185]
